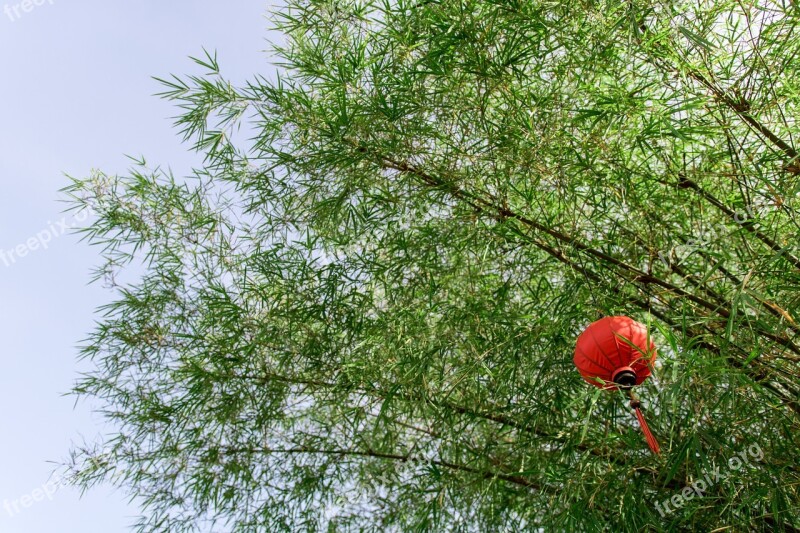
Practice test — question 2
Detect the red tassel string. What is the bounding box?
[630,398,660,455]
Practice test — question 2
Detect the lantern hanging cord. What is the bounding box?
[628,391,661,455]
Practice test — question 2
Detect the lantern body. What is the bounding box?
[573,316,656,390]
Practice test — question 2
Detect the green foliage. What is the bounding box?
[63,0,800,531]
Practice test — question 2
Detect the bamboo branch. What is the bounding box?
[222,445,542,489]
[675,175,800,270]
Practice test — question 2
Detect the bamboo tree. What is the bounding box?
[63,0,800,531]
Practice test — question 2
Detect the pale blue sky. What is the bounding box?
[0,2,282,531]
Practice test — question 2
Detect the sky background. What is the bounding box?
[0,2,283,531]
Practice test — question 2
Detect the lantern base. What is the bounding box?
[612,367,637,389]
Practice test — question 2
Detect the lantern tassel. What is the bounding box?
[630,396,660,455]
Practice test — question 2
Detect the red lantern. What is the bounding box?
[574,316,661,454]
